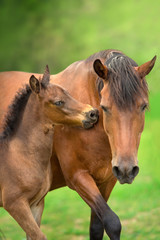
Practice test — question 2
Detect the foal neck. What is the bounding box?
[10,93,54,163]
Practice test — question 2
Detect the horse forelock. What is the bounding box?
[105,52,148,110]
[87,50,148,109]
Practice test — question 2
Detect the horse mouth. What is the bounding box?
[113,172,138,184]
[118,177,134,184]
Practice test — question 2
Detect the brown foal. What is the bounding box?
[0,66,98,240]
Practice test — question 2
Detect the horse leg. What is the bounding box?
[69,171,121,240]
[26,199,45,240]
[4,197,47,240]
[89,177,118,240]
[90,209,104,240]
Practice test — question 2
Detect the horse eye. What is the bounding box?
[54,100,64,106]
[100,105,110,113]
[141,103,148,112]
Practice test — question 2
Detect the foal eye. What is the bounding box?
[141,103,148,112]
[54,100,64,106]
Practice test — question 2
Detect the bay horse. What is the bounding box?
[0,66,98,240]
[0,50,156,239]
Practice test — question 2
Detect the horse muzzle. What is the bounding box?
[112,156,139,184]
[82,108,99,129]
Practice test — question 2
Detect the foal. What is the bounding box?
[0,66,98,240]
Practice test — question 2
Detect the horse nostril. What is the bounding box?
[112,166,122,178]
[131,166,139,177]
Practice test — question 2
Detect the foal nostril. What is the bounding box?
[88,109,99,121]
[130,166,139,178]
[82,109,99,129]
[89,111,96,118]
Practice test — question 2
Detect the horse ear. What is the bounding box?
[41,65,50,88]
[135,56,157,78]
[29,75,41,94]
[93,59,108,80]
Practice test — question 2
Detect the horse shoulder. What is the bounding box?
[52,124,112,185]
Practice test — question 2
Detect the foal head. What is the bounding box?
[94,53,156,184]
[30,66,99,129]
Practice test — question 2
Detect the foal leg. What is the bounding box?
[31,199,45,227]
[69,171,121,240]
[4,197,47,240]
[27,199,45,240]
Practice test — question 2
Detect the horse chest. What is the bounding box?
[76,142,113,184]
[85,155,113,183]
[54,126,113,185]
[92,164,113,184]
[85,137,112,178]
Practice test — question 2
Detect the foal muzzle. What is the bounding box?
[82,108,99,129]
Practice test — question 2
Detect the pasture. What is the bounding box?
[0,0,160,239]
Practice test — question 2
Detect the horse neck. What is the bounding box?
[52,61,101,108]
[84,62,101,107]
[10,93,53,165]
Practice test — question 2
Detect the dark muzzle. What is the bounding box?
[83,108,99,129]
[112,157,139,184]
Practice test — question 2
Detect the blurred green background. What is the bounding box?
[0,0,160,239]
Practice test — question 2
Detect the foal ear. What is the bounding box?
[41,65,50,88]
[93,59,108,80]
[135,55,157,78]
[29,75,41,94]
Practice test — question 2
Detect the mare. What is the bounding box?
[0,66,98,240]
[0,50,156,239]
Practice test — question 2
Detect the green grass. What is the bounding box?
[0,0,160,239]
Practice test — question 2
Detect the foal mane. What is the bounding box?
[0,66,50,141]
[0,85,31,140]
[87,50,148,110]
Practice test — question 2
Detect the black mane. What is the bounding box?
[0,66,50,141]
[0,85,31,140]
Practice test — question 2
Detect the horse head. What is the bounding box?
[93,53,156,184]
